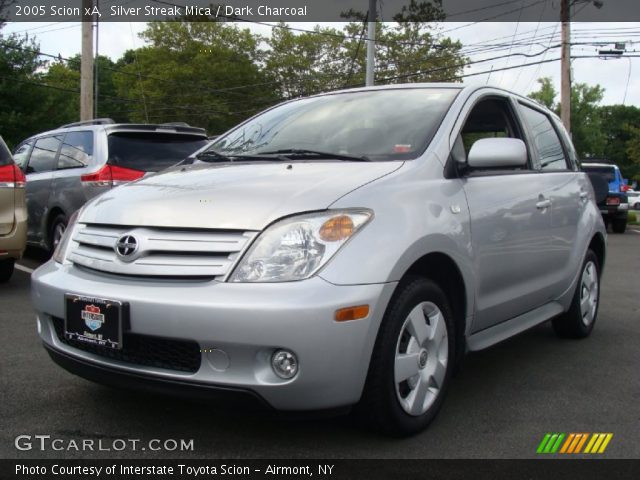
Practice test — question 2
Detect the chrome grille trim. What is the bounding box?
[69,224,257,279]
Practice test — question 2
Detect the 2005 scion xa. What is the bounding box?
[33,84,606,436]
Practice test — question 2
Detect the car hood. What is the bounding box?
[80,161,403,230]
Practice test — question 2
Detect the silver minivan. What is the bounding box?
[32,84,606,436]
[14,120,208,251]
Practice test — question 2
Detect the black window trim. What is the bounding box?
[56,130,94,171]
[26,134,64,174]
[516,101,572,173]
[446,92,535,178]
[12,139,35,171]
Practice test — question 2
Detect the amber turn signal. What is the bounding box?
[335,305,370,322]
[319,215,354,242]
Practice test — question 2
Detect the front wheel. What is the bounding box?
[552,250,600,339]
[356,277,455,437]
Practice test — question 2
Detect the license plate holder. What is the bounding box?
[64,294,123,350]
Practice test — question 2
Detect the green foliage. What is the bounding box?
[113,20,274,134]
[528,77,557,109]
[599,105,640,183]
[528,77,606,159]
[0,33,51,149]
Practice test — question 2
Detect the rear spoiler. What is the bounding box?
[105,124,207,136]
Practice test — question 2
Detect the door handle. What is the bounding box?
[579,191,589,202]
[536,199,552,210]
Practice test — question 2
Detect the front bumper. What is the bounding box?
[32,261,396,410]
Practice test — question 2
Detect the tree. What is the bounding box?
[598,105,640,182]
[0,32,53,148]
[528,77,556,109]
[113,20,275,134]
[266,2,466,99]
[528,78,605,158]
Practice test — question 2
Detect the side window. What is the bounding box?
[27,136,63,174]
[0,137,12,166]
[12,141,33,170]
[553,119,579,170]
[457,97,528,170]
[58,131,93,170]
[519,105,568,171]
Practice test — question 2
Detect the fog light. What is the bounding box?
[271,349,298,379]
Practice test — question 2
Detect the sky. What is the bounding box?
[3,20,639,107]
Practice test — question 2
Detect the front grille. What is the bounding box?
[51,316,201,373]
[68,224,257,279]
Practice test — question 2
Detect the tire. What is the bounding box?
[47,213,68,253]
[612,218,627,234]
[356,277,455,437]
[0,259,15,283]
[552,250,600,339]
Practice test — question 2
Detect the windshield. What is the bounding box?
[582,165,616,182]
[108,132,208,172]
[210,88,459,161]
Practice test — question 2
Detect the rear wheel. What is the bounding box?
[552,250,600,339]
[356,277,455,436]
[612,218,627,234]
[0,259,15,283]
[48,213,67,253]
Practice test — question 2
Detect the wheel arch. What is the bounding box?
[588,232,606,272]
[401,252,469,366]
[45,206,67,249]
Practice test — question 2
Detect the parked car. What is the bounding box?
[582,163,629,233]
[14,119,208,252]
[626,190,640,210]
[0,136,27,282]
[33,84,606,436]
[582,161,629,192]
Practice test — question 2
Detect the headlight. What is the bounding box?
[52,209,81,264]
[229,209,373,283]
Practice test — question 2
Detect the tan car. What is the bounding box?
[0,136,27,282]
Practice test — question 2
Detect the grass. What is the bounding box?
[629,211,638,225]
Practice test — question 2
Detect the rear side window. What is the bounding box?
[519,105,568,171]
[582,166,615,182]
[58,131,93,170]
[0,137,12,166]
[107,133,208,172]
[13,141,33,170]
[27,136,63,174]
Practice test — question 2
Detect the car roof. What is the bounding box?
[582,162,618,168]
[283,82,559,120]
[22,122,207,142]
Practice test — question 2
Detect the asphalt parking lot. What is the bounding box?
[1,232,639,459]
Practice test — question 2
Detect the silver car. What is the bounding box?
[32,84,606,436]
[14,120,208,252]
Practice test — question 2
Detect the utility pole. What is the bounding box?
[365,0,376,86]
[80,0,94,121]
[560,0,571,133]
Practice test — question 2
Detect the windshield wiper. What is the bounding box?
[195,150,235,162]
[258,149,371,162]
[195,151,287,163]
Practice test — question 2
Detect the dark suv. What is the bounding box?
[13,119,208,251]
[582,162,629,233]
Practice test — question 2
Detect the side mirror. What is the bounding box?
[467,137,528,169]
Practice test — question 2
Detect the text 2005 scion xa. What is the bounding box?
[33,84,606,436]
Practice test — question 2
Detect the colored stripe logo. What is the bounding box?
[537,433,613,454]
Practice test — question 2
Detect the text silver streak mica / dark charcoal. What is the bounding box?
[32,84,607,436]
